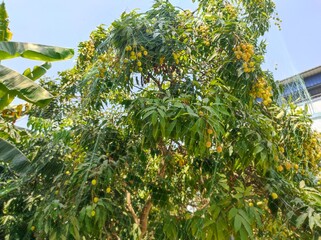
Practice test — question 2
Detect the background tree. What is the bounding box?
[1,0,321,239]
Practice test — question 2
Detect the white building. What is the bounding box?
[278,66,321,130]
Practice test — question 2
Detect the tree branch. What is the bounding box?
[139,195,153,237]
[125,190,140,225]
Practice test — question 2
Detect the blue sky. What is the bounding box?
[4,0,321,81]
[264,0,321,80]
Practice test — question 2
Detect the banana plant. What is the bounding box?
[0,2,74,175]
[0,41,74,110]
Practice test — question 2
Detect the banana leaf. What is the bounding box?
[0,41,74,61]
[23,62,52,80]
[0,64,53,110]
[0,137,30,176]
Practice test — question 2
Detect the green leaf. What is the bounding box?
[0,64,53,109]
[151,112,158,125]
[228,208,238,220]
[239,213,253,237]
[166,120,176,137]
[215,218,227,240]
[23,62,52,80]
[0,184,18,197]
[309,215,315,231]
[308,207,315,230]
[163,219,178,239]
[0,41,74,61]
[296,213,308,228]
[142,109,155,120]
[253,144,264,155]
[70,216,81,240]
[234,214,242,232]
[239,227,249,240]
[0,90,14,110]
[0,137,31,176]
[152,121,159,140]
[238,209,251,225]
[276,110,284,119]
[186,105,198,117]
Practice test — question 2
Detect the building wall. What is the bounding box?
[280,67,321,131]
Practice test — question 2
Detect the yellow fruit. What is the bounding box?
[294,164,299,170]
[91,179,97,186]
[143,50,148,56]
[93,197,99,203]
[256,201,263,206]
[217,145,223,153]
[55,190,59,195]
[31,226,36,231]
[130,55,137,60]
[178,159,185,167]
[271,192,278,200]
[91,210,96,217]
[106,187,111,193]
[138,67,143,72]
[125,45,132,51]
[159,56,165,65]
[204,41,210,46]
[199,111,204,117]
[65,171,70,175]
[137,52,142,58]
[249,202,253,207]
[123,59,129,63]
[277,165,284,172]
[207,129,213,135]
[206,141,212,148]
[130,51,135,56]
[279,146,285,153]
[137,61,142,67]
[285,162,292,171]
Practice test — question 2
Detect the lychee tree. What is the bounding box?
[2,0,321,239]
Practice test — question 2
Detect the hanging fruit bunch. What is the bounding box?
[233,43,256,73]
[250,77,273,106]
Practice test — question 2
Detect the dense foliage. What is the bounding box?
[1,0,321,239]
